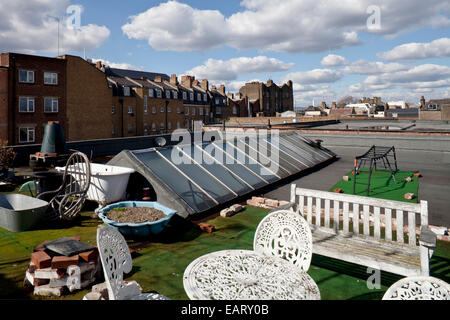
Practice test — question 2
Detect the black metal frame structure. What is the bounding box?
[352,145,398,196]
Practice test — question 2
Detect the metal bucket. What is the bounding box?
[0,194,49,232]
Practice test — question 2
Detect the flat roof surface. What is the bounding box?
[307,120,450,132]
[264,145,450,228]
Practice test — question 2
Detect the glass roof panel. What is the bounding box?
[133,150,216,212]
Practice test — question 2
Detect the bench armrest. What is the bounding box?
[419,226,437,249]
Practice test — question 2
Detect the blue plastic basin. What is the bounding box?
[98,201,177,237]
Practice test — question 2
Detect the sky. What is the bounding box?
[0,0,449,108]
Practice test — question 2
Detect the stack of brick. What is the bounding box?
[23,237,102,297]
[246,196,290,209]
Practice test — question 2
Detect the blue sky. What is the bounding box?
[1,0,449,107]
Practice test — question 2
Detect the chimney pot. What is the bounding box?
[96,61,102,69]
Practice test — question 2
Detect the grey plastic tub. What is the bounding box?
[0,194,49,232]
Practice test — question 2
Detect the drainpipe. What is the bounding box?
[119,98,124,137]
[165,100,169,134]
[10,55,16,145]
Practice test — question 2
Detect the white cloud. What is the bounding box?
[0,0,110,54]
[121,0,450,53]
[284,69,342,85]
[185,56,294,81]
[341,60,410,74]
[378,38,450,61]
[321,54,349,67]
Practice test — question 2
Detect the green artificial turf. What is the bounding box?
[330,169,419,203]
[0,203,448,300]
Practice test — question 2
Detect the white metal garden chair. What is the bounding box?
[37,151,91,221]
[253,209,313,272]
[97,225,170,300]
[382,276,450,300]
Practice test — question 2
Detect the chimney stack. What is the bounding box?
[154,75,162,83]
[181,75,194,88]
[219,84,226,95]
[321,101,327,109]
[193,79,199,86]
[267,79,273,86]
[420,96,426,108]
[331,101,336,109]
[170,74,178,86]
[201,79,209,91]
[96,61,102,69]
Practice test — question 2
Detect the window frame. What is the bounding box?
[18,127,35,143]
[44,72,58,85]
[44,97,59,113]
[19,70,34,83]
[19,97,35,113]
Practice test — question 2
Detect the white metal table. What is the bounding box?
[183,249,321,300]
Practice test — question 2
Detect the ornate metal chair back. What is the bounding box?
[97,226,134,300]
[37,151,91,220]
[382,276,450,300]
[253,209,313,272]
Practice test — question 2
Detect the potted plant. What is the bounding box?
[0,140,16,180]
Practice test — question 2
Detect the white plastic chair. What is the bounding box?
[382,276,449,300]
[253,209,313,272]
[97,225,170,300]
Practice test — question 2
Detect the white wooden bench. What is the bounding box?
[289,184,437,277]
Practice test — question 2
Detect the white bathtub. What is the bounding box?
[56,163,135,207]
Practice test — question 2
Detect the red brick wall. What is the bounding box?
[7,53,67,145]
[0,67,8,142]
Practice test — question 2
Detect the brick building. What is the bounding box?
[0,66,8,142]
[419,96,450,120]
[0,53,67,145]
[179,76,210,129]
[60,55,113,141]
[239,79,293,116]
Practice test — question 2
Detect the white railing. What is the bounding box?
[290,184,428,247]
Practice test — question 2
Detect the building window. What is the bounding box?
[19,127,35,143]
[197,93,201,101]
[203,94,207,102]
[177,106,181,114]
[173,91,178,99]
[232,106,237,115]
[149,88,154,98]
[185,107,189,115]
[19,97,35,112]
[19,70,34,83]
[123,86,130,96]
[44,97,58,113]
[427,104,438,110]
[127,106,134,114]
[192,108,196,116]
[177,121,181,129]
[156,89,162,98]
[112,105,115,114]
[160,122,165,131]
[168,122,172,130]
[199,108,203,116]
[144,123,149,135]
[160,106,164,113]
[215,97,220,105]
[165,90,171,99]
[152,106,156,114]
[167,106,171,113]
[44,72,58,85]
[127,123,134,133]
[152,122,156,131]
[182,91,187,100]
[216,107,221,115]
[144,95,148,114]
[190,92,194,101]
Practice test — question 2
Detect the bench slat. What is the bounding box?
[324,199,330,229]
[299,195,305,217]
[333,200,339,232]
[307,196,313,224]
[343,202,349,233]
[385,208,392,241]
[353,203,359,235]
[408,211,416,246]
[397,210,404,244]
[316,198,321,227]
[374,206,381,240]
[363,205,370,236]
